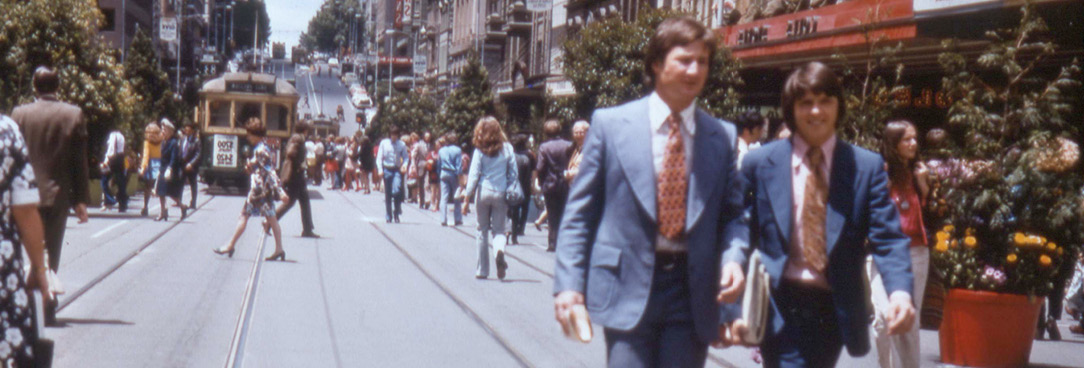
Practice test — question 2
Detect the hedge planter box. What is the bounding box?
[939,289,1043,368]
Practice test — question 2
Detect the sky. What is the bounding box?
[265,0,326,55]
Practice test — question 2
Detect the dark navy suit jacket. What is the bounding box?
[553,97,747,344]
[727,138,913,356]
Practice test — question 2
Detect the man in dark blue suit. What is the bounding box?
[553,17,747,368]
[721,61,916,367]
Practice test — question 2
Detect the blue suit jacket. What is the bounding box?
[728,138,913,356]
[553,97,746,344]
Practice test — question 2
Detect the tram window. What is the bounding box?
[266,104,289,131]
[237,102,263,126]
[209,101,231,127]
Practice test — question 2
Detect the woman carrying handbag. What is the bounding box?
[458,117,520,280]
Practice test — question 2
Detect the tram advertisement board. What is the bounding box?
[213,135,238,168]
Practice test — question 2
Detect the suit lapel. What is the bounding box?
[767,140,793,245]
[685,110,722,232]
[826,141,853,255]
[612,98,658,221]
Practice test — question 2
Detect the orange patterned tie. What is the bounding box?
[801,146,828,272]
[658,113,687,240]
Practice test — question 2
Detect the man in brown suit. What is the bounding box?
[11,66,90,324]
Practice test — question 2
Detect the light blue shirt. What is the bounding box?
[438,145,463,177]
[375,138,408,175]
[464,143,517,195]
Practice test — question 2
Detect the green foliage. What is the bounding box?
[559,7,743,120]
[930,2,1083,297]
[123,29,186,150]
[232,0,272,50]
[0,0,139,159]
[300,0,366,54]
[441,58,495,146]
[833,6,908,151]
[370,92,440,140]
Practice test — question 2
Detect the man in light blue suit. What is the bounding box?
[721,61,916,367]
[553,17,747,368]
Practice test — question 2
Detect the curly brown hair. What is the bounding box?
[472,116,506,156]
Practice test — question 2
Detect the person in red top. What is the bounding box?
[871,119,929,368]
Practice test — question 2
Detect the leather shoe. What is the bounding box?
[301,231,320,238]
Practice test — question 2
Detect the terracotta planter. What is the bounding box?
[939,289,1043,368]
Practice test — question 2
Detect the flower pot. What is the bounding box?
[939,289,1043,368]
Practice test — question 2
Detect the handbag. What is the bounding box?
[504,145,525,206]
[730,251,770,345]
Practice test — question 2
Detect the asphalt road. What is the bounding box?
[295,62,363,138]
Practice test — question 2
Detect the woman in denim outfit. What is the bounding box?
[458,117,519,280]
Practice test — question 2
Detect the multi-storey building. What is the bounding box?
[98,0,156,62]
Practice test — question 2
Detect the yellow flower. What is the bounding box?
[1040,255,1052,267]
[935,241,949,253]
[936,231,950,242]
[1029,236,1044,246]
[950,240,959,248]
[1047,242,1058,251]
[1014,233,1027,246]
[964,236,977,248]
[1058,248,1064,256]
[1007,254,1019,263]
[965,227,976,236]
[943,225,955,233]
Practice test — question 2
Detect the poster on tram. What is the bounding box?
[213,135,238,168]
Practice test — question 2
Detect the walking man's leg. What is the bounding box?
[298,183,315,234]
[383,171,395,222]
[187,173,198,208]
[101,173,115,207]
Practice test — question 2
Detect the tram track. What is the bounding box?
[58,195,218,312]
[351,191,739,368]
[335,191,534,368]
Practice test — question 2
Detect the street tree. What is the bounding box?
[557,7,743,122]
[441,57,495,146]
[124,28,187,150]
[0,0,139,163]
[369,92,440,140]
[300,0,366,54]
[833,7,908,151]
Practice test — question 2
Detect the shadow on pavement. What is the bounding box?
[54,318,134,327]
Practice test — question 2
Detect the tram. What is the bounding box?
[310,116,341,138]
[195,72,300,188]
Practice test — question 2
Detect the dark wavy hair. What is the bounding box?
[882,119,917,186]
[471,116,506,156]
[781,61,845,132]
[245,117,267,137]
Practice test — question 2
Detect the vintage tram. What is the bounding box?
[195,72,299,188]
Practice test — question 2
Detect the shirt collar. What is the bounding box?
[648,92,696,136]
[791,133,837,171]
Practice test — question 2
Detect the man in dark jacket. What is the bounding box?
[180,122,202,208]
[276,120,318,237]
[11,66,91,324]
[535,119,572,252]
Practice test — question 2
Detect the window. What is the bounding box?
[237,102,263,127]
[266,104,289,132]
[101,8,116,32]
[209,100,231,127]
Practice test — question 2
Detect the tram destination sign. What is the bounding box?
[226,81,274,94]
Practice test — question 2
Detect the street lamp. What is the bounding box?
[385,29,405,99]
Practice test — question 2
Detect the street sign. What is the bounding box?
[526,0,551,12]
[414,55,427,74]
[160,18,177,42]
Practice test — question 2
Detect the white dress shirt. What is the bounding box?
[105,131,125,159]
[648,92,696,253]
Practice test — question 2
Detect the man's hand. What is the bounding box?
[554,291,585,335]
[74,203,89,223]
[885,292,916,335]
[713,319,749,348]
[717,262,745,304]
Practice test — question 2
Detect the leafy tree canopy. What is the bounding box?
[124,28,187,150]
[300,0,366,54]
[441,57,495,147]
[370,92,440,140]
[232,0,272,51]
[0,0,139,162]
[556,7,743,122]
